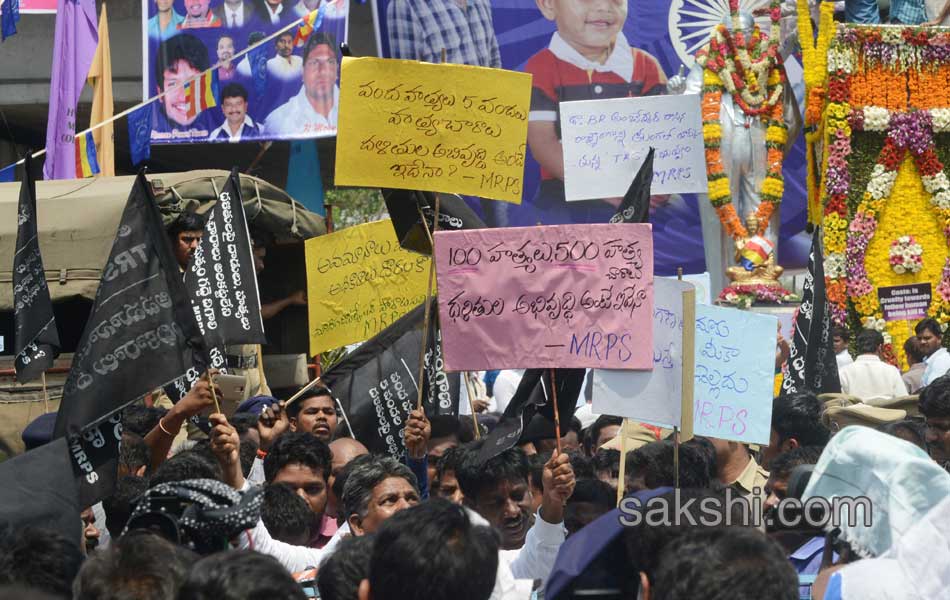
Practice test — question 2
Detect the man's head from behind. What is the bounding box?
[73,530,195,600]
[905,335,926,366]
[565,478,613,536]
[763,446,823,513]
[855,328,885,356]
[262,482,314,546]
[625,441,710,494]
[288,388,338,442]
[455,442,533,550]
[358,499,499,600]
[761,392,829,470]
[915,317,944,358]
[263,431,331,518]
[0,526,83,598]
[342,456,420,536]
[317,534,375,600]
[178,550,306,600]
[155,34,210,127]
[165,211,206,270]
[920,374,950,468]
[302,32,338,104]
[646,527,798,600]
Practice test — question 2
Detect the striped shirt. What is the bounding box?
[386,0,501,68]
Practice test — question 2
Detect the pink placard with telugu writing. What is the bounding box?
[434,223,654,371]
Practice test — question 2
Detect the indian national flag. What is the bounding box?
[184,70,218,120]
[74,131,100,178]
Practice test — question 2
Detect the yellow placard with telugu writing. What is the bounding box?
[305,219,431,355]
[335,57,532,204]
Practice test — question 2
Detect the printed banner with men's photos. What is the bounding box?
[142,0,348,144]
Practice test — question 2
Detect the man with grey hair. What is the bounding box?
[341,455,420,536]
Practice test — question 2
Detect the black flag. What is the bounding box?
[165,170,267,403]
[12,152,60,383]
[54,173,207,506]
[383,189,486,255]
[610,148,655,224]
[184,169,266,348]
[0,438,81,546]
[322,302,460,458]
[477,368,585,464]
[782,227,841,395]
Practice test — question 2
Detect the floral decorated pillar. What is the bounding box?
[819,25,950,367]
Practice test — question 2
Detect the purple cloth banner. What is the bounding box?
[43,0,98,180]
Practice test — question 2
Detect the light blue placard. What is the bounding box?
[693,304,777,444]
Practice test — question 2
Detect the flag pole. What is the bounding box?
[40,372,50,414]
[616,419,628,507]
[675,267,684,489]
[415,193,441,411]
[550,369,562,454]
[463,372,481,439]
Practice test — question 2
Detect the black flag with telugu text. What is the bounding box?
[13,152,60,383]
[477,368,585,464]
[54,173,207,506]
[321,302,459,458]
[383,189,486,255]
[782,227,841,395]
[610,148,655,225]
[165,169,266,402]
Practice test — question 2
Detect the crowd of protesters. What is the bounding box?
[0,360,948,600]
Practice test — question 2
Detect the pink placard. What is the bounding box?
[434,223,654,371]
[19,0,57,13]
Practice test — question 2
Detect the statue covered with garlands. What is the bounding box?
[673,0,801,305]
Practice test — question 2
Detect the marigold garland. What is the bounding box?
[817,23,950,366]
[703,69,788,241]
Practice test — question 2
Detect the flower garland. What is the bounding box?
[889,235,923,274]
[820,24,950,367]
[698,0,785,117]
[703,69,788,241]
[717,283,799,308]
[797,0,836,226]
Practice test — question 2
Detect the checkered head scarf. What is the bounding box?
[125,478,262,554]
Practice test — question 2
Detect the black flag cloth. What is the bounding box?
[184,169,266,348]
[0,438,80,546]
[165,169,267,403]
[322,302,459,458]
[12,152,60,383]
[383,189,486,255]
[478,368,585,464]
[610,148,655,224]
[55,173,207,505]
[782,227,841,395]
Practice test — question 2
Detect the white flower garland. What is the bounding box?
[889,235,923,275]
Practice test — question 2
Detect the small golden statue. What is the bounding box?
[726,212,784,286]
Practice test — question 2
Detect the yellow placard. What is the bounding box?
[335,57,532,204]
[305,219,431,355]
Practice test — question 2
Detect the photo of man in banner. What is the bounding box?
[372,0,809,277]
[142,0,348,144]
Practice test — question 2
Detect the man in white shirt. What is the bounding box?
[266,32,303,80]
[839,329,908,403]
[918,317,950,387]
[264,32,339,137]
[833,325,854,371]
